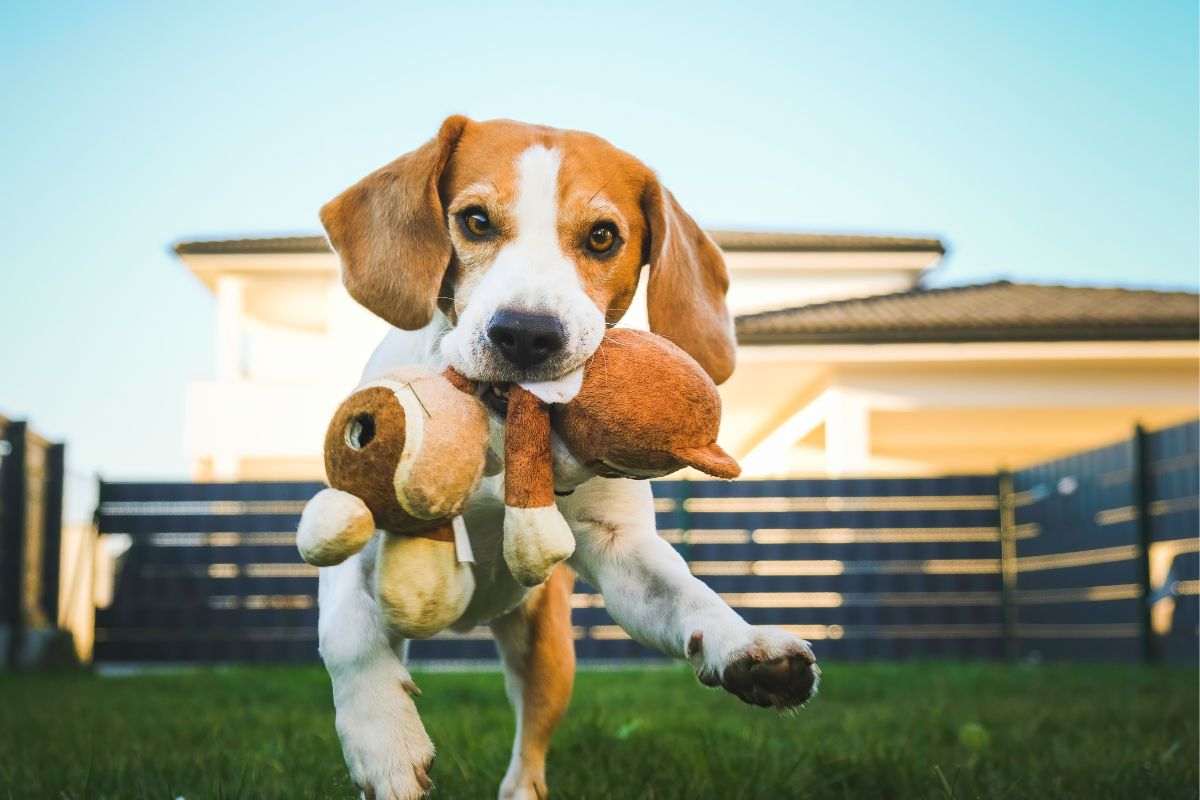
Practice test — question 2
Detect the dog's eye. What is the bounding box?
[459,207,493,239]
[586,222,617,254]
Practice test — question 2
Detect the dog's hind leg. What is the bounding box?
[491,563,576,800]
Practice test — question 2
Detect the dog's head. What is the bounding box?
[320,116,735,385]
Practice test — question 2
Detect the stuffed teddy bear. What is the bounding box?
[295,328,740,636]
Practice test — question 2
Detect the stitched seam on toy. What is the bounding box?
[359,378,427,518]
[599,457,673,479]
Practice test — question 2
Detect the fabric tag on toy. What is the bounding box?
[452,515,475,564]
[520,366,584,405]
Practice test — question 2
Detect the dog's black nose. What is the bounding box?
[487,310,565,370]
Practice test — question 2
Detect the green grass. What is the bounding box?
[0,662,1195,799]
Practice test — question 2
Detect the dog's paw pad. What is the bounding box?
[721,651,817,709]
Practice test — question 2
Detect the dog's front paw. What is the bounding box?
[687,625,819,710]
[335,671,435,800]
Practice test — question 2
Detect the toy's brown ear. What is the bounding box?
[677,443,741,480]
[642,179,736,385]
[320,115,469,330]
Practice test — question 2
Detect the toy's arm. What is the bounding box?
[297,487,377,566]
[505,385,555,510]
[441,366,477,396]
[502,385,575,586]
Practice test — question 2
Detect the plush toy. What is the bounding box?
[296,366,489,638]
[553,328,740,481]
[295,327,740,635]
[495,327,740,585]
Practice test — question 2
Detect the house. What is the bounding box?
[174,233,1198,480]
[729,281,1198,475]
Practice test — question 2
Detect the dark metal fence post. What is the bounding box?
[40,443,65,626]
[94,476,105,529]
[996,469,1018,661]
[1,421,28,668]
[1131,424,1160,664]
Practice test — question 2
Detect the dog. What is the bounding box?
[317,116,819,800]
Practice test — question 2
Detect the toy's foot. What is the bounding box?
[688,625,819,710]
[297,488,376,566]
[503,505,575,586]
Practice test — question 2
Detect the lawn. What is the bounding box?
[0,662,1195,799]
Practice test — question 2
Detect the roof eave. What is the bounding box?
[735,326,1200,346]
[172,236,332,256]
[172,232,948,257]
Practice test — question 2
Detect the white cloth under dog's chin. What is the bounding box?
[518,366,584,405]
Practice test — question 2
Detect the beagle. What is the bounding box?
[316,116,819,800]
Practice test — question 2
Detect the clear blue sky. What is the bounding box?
[1,1,1196,483]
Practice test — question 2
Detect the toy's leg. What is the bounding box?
[298,487,375,566]
[319,540,435,799]
[561,478,819,711]
[504,386,575,586]
[491,564,576,800]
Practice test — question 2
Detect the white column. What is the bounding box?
[215,275,245,381]
[212,275,245,481]
[825,389,871,475]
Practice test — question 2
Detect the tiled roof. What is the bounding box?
[735,281,1200,344]
[703,230,944,253]
[173,235,330,255]
[172,230,945,256]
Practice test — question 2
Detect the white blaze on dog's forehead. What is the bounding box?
[513,145,562,244]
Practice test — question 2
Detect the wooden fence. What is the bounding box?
[92,421,1198,664]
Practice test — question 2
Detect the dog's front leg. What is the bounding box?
[319,540,435,799]
[561,478,819,710]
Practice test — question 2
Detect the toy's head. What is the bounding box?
[325,366,490,533]
[554,328,740,480]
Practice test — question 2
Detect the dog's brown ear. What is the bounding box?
[642,179,736,384]
[320,115,469,330]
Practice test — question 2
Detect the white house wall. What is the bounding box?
[730,344,1199,477]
